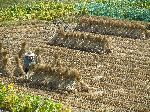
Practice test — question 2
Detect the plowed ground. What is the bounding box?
[0,20,150,112]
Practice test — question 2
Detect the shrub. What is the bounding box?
[0,81,70,112]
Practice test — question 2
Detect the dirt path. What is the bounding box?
[0,20,150,112]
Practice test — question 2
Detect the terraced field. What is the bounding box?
[0,17,150,112]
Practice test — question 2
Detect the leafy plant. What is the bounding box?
[0,0,149,22]
[0,81,70,112]
[75,1,150,22]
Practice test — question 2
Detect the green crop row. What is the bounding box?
[0,1,75,22]
[78,0,150,9]
[0,82,71,112]
[0,0,149,23]
[76,1,150,22]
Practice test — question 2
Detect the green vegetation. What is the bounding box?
[76,0,150,22]
[0,0,149,23]
[0,82,69,112]
[0,1,75,22]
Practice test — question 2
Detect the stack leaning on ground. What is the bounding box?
[18,41,26,59]
[76,16,149,39]
[34,47,42,64]
[13,56,26,77]
[29,53,82,91]
[0,47,12,77]
[49,27,111,54]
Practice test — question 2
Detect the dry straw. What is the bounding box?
[18,41,26,58]
[2,57,12,76]
[13,55,25,77]
[2,57,8,67]
[34,47,43,64]
[80,16,146,30]
[57,26,65,37]
[1,50,8,58]
[79,16,148,39]
[33,63,54,76]
[0,42,4,60]
[57,28,108,44]
[0,42,2,51]
[34,47,40,55]
[69,68,81,81]
[44,64,53,74]
[54,28,111,54]
[34,64,44,73]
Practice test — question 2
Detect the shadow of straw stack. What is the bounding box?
[13,56,25,77]
[34,47,43,64]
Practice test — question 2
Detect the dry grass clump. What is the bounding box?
[1,49,11,66]
[18,41,26,58]
[34,47,40,55]
[33,64,53,76]
[53,54,81,81]
[13,56,25,77]
[1,57,12,76]
[57,26,65,37]
[34,47,43,64]
[68,68,81,81]
[0,47,12,77]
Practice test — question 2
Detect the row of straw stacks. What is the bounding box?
[79,16,148,39]
[30,53,81,91]
[49,27,111,54]
[0,41,83,91]
[80,16,146,29]
[58,27,108,43]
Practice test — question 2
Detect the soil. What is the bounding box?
[0,19,150,112]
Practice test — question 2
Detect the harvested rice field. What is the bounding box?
[0,0,150,112]
[0,18,150,111]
